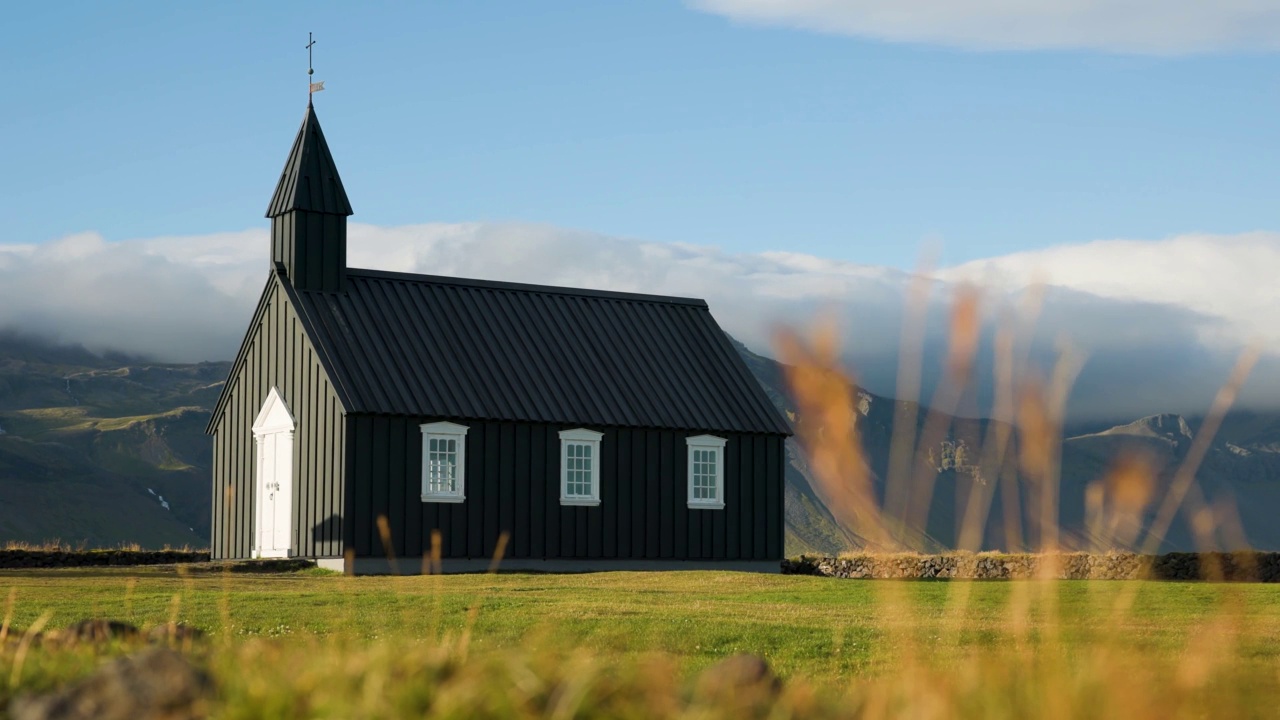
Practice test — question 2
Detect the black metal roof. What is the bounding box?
[266,104,353,218]
[285,269,792,435]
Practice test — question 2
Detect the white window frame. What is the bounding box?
[686,434,727,509]
[420,421,468,503]
[559,428,603,506]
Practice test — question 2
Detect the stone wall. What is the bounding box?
[0,549,209,569]
[781,552,1280,582]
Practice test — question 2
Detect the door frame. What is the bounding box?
[251,387,295,559]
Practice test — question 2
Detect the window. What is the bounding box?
[421,421,468,502]
[686,435,726,509]
[559,428,603,506]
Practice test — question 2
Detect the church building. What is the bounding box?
[206,99,792,573]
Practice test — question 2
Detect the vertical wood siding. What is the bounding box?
[209,278,346,559]
[271,212,347,292]
[347,418,785,562]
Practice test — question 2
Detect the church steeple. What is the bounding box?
[266,104,353,292]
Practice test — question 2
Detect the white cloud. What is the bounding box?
[940,232,1280,352]
[0,223,1276,421]
[0,231,263,364]
[691,0,1280,53]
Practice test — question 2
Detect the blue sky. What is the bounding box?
[3,1,1280,418]
[5,1,1280,269]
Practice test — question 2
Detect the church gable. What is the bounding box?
[208,274,347,560]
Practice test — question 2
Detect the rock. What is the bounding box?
[696,654,782,698]
[146,623,206,646]
[58,620,140,646]
[784,552,1280,582]
[10,647,212,720]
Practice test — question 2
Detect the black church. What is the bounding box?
[206,99,792,573]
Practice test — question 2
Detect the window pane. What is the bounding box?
[564,440,598,499]
[690,447,720,502]
[426,434,463,495]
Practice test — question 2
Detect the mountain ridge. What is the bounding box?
[1,334,1278,553]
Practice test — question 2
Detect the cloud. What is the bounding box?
[691,0,1280,53]
[0,224,1276,422]
[939,232,1280,351]
[937,232,1280,420]
[0,231,263,364]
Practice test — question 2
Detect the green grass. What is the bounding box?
[3,567,1280,681]
[4,567,1280,717]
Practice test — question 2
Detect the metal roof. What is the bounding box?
[286,269,793,435]
[266,104,353,218]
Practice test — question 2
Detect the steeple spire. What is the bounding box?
[267,106,352,217]
[266,104,352,292]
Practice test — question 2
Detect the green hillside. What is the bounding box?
[0,333,225,548]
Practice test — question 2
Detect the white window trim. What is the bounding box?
[559,428,603,506]
[686,434,727,509]
[421,421,468,503]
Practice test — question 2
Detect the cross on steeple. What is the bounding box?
[306,32,324,104]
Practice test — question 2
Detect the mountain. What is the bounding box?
[0,332,226,548]
[1,332,1278,553]
[734,342,1280,554]
[1060,411,1280,551]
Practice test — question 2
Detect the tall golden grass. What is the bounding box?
[770,283,1274,718]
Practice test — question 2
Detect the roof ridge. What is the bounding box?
[340,268,710,307]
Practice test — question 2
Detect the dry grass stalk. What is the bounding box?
[0,589,14,646]
[774,318,890,549]
[767,285,1273,719]
[884,266,934,543]
[8,611,51,690]
[1140,347,1260,558]
[901,286,982,546]
[376,514,400,576]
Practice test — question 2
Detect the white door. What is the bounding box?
[252,388,295,559]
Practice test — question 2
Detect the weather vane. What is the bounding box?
[307,32,325,102]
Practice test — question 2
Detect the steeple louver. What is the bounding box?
[267,104,352,292]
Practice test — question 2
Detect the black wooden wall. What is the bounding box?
[271,211,347,292]
[345,417,785,562]
[210,277,347,560]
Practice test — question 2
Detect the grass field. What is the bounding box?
[3,566,1280,717]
